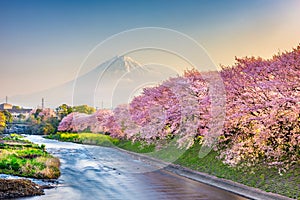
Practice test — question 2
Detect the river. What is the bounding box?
[18,135,247,200]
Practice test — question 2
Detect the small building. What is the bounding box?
[9,108,33,120]
[0,103,32,121]
[0,103,13,110]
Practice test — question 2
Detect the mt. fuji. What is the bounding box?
[9,56,178,108]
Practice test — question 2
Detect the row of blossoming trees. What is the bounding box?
[58,46,300,169]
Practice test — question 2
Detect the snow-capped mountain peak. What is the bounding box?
[9,55,177,108]
[109,55,143,72]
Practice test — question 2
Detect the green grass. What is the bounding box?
[47,132,120,147]
[117,140,155,153]
[174,143,300,200]
[150,139,191,162]
[0,134,60,179]
[48,132,154,152]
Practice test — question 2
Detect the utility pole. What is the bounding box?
[5,96,8,104]
[42,98,44,110]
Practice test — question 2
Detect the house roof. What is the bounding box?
[8,109,32,114]
[0,103,32,114]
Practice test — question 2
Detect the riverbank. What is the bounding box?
[0,134,60,199]
[0,134,60,179]
[108,142,299,200]
[116,145,294,200]
[46,132,299,200]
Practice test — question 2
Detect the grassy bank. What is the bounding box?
[47,132,155,153]
[175,143,300,199]
[46,132,299,199]
[121,138,300,199]
[46,132,119,147]
[0,134,60,179]
[125,140,300,199]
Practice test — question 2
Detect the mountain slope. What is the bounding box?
[9,56,177,108]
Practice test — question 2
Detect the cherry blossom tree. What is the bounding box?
[58,110,113,133]
[219,46,300,168]
[57,45,300,169]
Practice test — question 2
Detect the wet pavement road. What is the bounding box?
[21,135,248,200]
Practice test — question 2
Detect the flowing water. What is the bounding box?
[16,135,248,200]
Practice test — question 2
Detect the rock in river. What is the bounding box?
[0,178,44,199]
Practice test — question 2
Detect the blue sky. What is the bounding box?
[0,0,299,100]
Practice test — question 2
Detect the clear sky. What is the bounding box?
[0,0,300,100]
